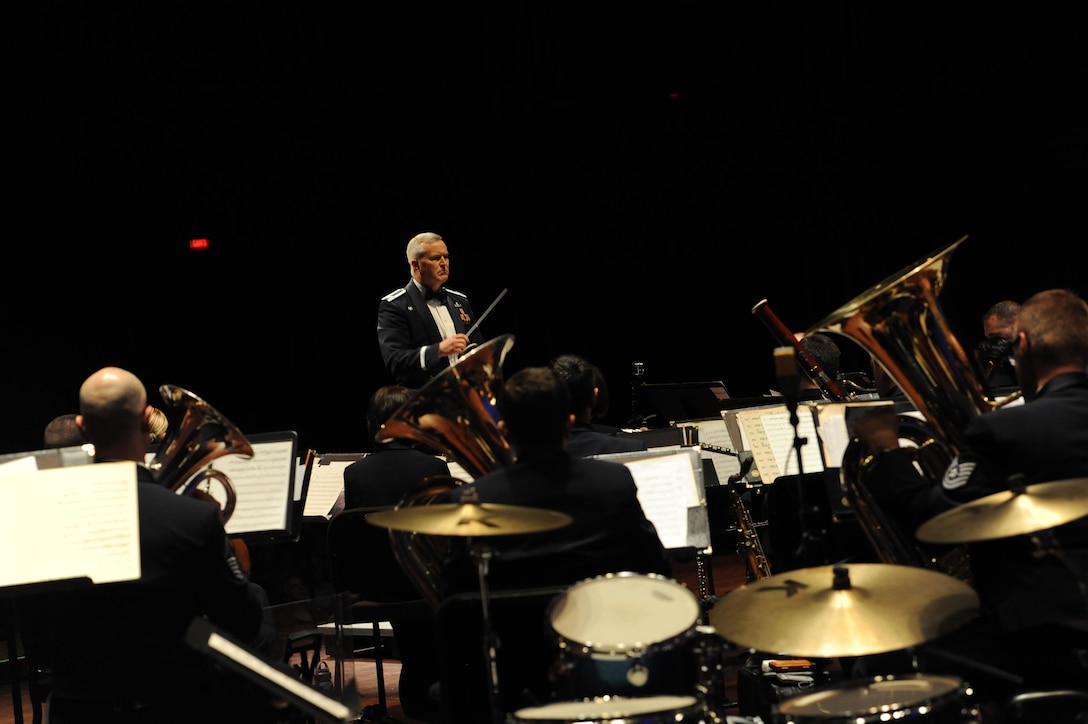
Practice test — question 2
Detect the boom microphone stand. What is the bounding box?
[774,347,828,566]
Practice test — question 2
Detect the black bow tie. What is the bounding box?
[425,287,447,302]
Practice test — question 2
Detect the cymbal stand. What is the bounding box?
[469,541,505,724]
[1031,527,1088,611]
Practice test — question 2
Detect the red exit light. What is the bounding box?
[189,238,210,250]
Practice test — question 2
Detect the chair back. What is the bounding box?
[436,585,568,722]
[327,506,423,603]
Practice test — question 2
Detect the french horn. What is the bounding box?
[808,236,1011,581]
[148,384,254,524]
[378,334,517,608]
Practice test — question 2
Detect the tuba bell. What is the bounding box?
[378,334,517,608]
[148,384,254,524]
[807,235,1012,581]
[381,334,516,477]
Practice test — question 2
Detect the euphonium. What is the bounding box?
[148,384,254,524]
[808,236,1009,581]
[379,334,517,609]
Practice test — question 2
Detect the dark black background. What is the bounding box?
[6,3,1085,456]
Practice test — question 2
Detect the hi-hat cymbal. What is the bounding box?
[708,563,978,658]
[916,478,1088,544]
[366,503,573,537]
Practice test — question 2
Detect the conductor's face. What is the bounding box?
[413,240,451,291]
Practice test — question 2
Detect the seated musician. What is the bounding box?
[43,367,277,724]
[440,366,673,715]
[850,289,1088,713]
[547,353,648,457]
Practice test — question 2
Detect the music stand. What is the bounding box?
[207,431,301,542]
[0,461,140,724]
[637,381,732,427]
[302,452,367,521]
[186,615,356,724]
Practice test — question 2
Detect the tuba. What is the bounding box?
[807,235,1011,580]
[148,384,254,524]
[378,334,517,608]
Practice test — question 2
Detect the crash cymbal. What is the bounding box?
[708,563,978,658]
[917,478,1088,544]
[366,503,573,537]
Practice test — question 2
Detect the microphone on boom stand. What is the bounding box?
[774,346,828,565]
[774,346,801,422]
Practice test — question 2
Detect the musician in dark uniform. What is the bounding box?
[547,353,647,457]
[343,385,452,508]
[339,384,451,721]
[376,230,485,389]
[446,366,672,590]
[42,367,275,724]
[852,288,1088,710]
[440,366,673,717]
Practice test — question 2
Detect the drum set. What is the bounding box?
[365,479,1088,724]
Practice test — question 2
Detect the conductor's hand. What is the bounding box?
[439,333,471,359]
[850,407,901,453]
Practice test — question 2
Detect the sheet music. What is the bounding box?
[445,459,474,483]
[814,400,895,468]
[733,403,824,483]
[304,454,365,519]
[211,437,296,536]
[1,461,140,587]
[600,449,707,550]
[0,455,38,475]
[674,419,742,482]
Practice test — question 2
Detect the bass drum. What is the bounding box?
[547,572,702,700]
[773,674,980,724]
[507,695,705,724]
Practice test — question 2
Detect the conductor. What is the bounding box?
[377,231,486,389]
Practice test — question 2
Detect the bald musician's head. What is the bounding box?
[76,366,152,462]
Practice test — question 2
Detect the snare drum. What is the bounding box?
[547,572,703,699]
[773,674,980,724]
[507,695,705,723]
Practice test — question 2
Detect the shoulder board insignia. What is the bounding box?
[382,288,407,302]
[941,458,975,491]
[446,288,467,299]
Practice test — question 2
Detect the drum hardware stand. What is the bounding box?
[1011,469,1088,612]
[469,540,506,724]
[1031,527,1088,615]
[919,644,1024,684]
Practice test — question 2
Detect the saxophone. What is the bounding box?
[704,443,772,581]
[727,454,772,581]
